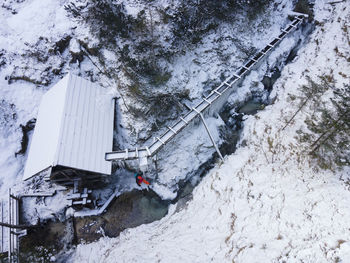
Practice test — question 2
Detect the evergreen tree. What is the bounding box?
[300,80,350,169]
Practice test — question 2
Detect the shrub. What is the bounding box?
[65,1,133,44]
[294,0,313,18]
[65,0,272,113]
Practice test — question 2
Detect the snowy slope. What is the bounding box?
[0,0,297,202]
[0,0,112,199]
[72,1,350,262]
[0,0,74,198]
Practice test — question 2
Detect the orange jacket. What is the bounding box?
[136,176,150,185]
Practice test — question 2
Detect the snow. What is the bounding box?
[116,0,297,142]
[4,0,72,52]
[0,0,75,197]
[0,0,309,211]
[72,1,350,262]
[148,19,309,200]
[23,74,69,180]
[5,0,71,48]
[0,0,112,196]
[23,73,114,180]
[0,0,349,260]
[151,115,224,200]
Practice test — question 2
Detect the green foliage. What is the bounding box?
[128,82,143,97]
[65,0,271,83]
[294,0,312,17]
[150,71,172,86]
[65,1,133,44]
[127,88,190,125]
[65,0,271,120]
[170,0,269,46]
[298,78,350,170]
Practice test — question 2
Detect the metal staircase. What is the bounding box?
[105,13,308,164]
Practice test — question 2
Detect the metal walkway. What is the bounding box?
[106,14,307,163]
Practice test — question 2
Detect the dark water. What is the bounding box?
[74,189,169,242]
[238,101,265,115]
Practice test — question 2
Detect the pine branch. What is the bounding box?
[0,221,39,229]
[309,110,349,154]
[281,96,310,130]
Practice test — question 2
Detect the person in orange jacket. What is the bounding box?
[134,173,150,186]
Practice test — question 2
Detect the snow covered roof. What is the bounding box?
[23,73,114,181]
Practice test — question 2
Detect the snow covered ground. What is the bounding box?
[0,0,73,198]
[0,0,298,202]
[0,0,349,260]
[149,24,307,200]
[72,1,350,262]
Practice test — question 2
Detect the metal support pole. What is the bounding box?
[12,196,15,262]
[1,201,3,253]
[198,112,224,161]
[16,196,19,259]
[8,189,12,263]
[12,197,15,253]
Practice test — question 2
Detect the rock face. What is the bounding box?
[15,118,36,157]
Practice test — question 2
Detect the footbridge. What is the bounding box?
[105,13,308,165]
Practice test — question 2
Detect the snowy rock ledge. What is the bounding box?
[72,1,350,262]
